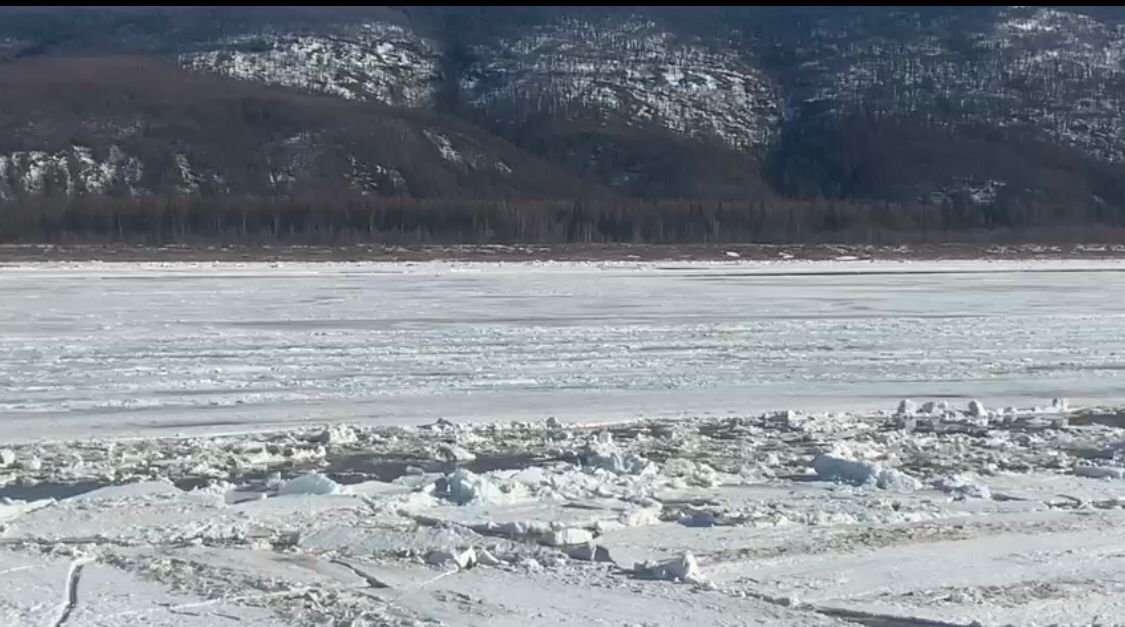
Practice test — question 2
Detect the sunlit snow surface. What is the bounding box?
[4,259,1125,625]
[1,259,1124,440]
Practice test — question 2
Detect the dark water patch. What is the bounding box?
[1069,411,1125,428]
[172,451,574,495]
[778,473,828,483]
[0,480,107,501]
[173,476,231,492]
[324,451,564,484]
[4,450,580,503]
[1066,445,1114,461]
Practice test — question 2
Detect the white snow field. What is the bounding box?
[3,259,1125,626]
[2,259,1125,441]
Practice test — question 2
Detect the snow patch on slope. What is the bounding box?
[174,153,201,195]
[462,17,781,149]
[346,156,408,195]
[422,130,513,175]
[180,23,441,107]
[0,145,144,200]
[809,7,1125,162]
[423,130,463,165]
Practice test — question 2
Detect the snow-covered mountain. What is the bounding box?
[0,6,1123,220]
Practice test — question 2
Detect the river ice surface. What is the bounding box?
[1,258,1124,441]
[4,259,1125,625]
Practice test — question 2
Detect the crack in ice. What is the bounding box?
[329,558,391,589]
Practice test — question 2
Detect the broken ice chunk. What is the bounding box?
[426,547,476,570]
[967,400,987,418]
[933,474,992,500]
[441,468,527,505]
[310,424,358,446]
[811,453,920,492]
[432,442,476,462]
[585,431,658,476]
[277,472,341,496]
[544,527,593,547]
[563,541,611,562]
[475,548,503,566]
[635,552,705,584]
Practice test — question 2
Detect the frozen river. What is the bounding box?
[2,259,1124,441]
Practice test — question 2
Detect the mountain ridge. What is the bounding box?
[0,6,1123,242]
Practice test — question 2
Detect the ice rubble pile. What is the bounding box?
[811,452,921,492]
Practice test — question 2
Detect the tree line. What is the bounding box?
[2,193,1124,245]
